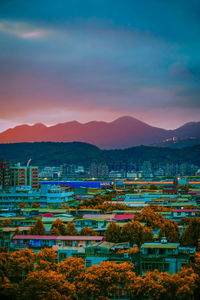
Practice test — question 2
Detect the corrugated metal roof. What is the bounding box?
[141,243,179,249]
[13,235,103,241]
[115,214,135,220]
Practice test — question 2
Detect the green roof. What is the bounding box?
[141,243,179,249]
[23,208,68,212]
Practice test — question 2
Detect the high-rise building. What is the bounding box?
[0,159,10,190]
[0,159,38,190]
[90,163,98,177]
[27,166,38,189]
[10,163,38,189]
[0,158,3,187]
[89,163,109,178]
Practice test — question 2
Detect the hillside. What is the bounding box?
[0,142,199,166]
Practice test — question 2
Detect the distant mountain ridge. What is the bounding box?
[0,116,199,149]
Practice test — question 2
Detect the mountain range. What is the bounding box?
[0,116,200,149]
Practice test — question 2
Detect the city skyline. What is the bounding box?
[0,0,200,132]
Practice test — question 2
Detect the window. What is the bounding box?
[147,248,155,255]
[159,248,166,255]
[142,262,169,272]
[86,259,91,268]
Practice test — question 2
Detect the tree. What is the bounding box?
[181,217,200,247]
[57,257,85,296]
[192,252,200,299]
[105,222,122,243]
[149,184,158,190]
[178,217,191,226]
[175,267,198,300]
[0,252,9,281]
[49,227,60,236]
[129,270,165,300]
[81,261,135,299]
[136,206,163,228]
[6,249,35,282]
[0,219,12,227]
[65,222,79,236]
[80,226,97,236]
[193,252,200,276]
[0,276,19,300]
[31,202,40,208]
[121,221,144,246]
[29,218,46,235]
[142,226,154,243]
[36,248,58,271]
[158,219,180,243]
[179,185,190,192]
[49,218,66,236]
[21,270,76,300]
[17,202,27,209]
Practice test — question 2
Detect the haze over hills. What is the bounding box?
[0,116,200,149]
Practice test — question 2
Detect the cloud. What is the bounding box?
[0,1,199,130]
[0,20,50,39]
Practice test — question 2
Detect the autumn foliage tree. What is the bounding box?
[81,261,135,299]
[0,219,13,227]
[80,226,97,236]
[2,248,35,283]
[57,257,85,296]
[136,206,163,228]
[65,222,79,236]
[29,218,46,235]
[36,248,58,271]
[0,248,200,300]
[129,269,165,300]
[142,226,154,243]
[21,270,76,300]
[49,218,66,236]
[158,219,180,243]
[121,221,153,246]
[31,202,40,208]
[181,217,200,247]
[105,222,122,243]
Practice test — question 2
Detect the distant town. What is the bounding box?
[0,157,200,299]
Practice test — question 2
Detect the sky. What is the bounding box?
[0,0,200,132]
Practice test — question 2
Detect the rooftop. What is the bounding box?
[141,243,179,249]
[13,235,104,241]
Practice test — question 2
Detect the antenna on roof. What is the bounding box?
[27,158,32,167]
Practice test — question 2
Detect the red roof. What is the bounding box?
[13,235,103,241]
[115,214,135,220]
[40,213,55,217]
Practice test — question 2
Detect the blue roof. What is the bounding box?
[40,181,112,188]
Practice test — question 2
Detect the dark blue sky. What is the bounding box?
[0,0,199,131]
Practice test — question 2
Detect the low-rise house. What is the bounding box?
[85,241,130,268]
[74,214,115,231]
[53,245,85,262]
[0,226,30,248]
[0,185,74,209]
[172,209,197,221]
[140,240,194,275]
[0,216,36,227]
[12,235,104,252]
